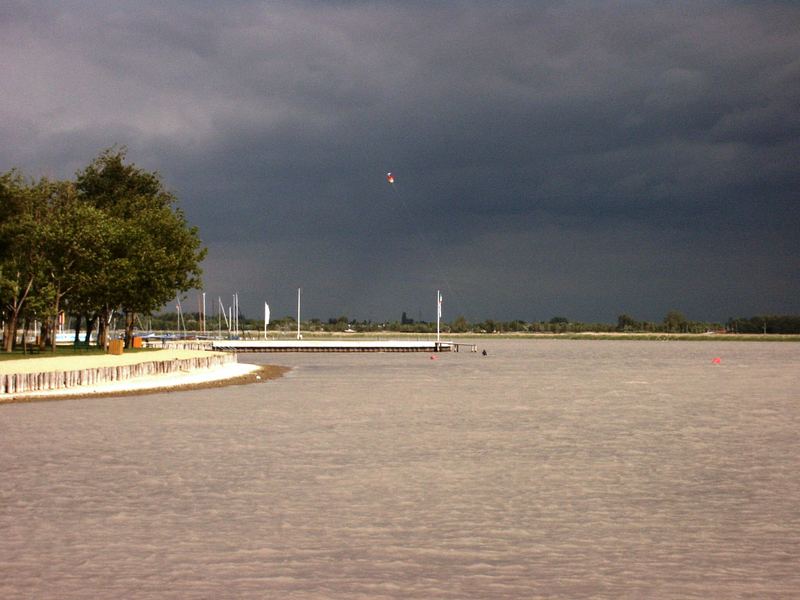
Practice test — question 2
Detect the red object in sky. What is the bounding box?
[386,172,394,184]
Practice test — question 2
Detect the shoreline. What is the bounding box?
[0,350,289,404]
[291,332,800,342]
[0,364,289,404]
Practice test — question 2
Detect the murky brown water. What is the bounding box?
[1,340,799,598]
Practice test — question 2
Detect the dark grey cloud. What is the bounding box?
[2,1,799,322]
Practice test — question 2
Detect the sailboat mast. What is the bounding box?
[296,288,302,340]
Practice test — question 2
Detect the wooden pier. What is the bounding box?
[210,340,476,353]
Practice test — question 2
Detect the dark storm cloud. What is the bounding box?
[2,1,799,321]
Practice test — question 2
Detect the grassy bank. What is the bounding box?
[0,346,158,362]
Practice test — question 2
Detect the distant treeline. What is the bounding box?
[146,310,800,335]
[726,315,800,334]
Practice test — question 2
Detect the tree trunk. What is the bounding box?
[39,320,48,351]
[73,314,82,345]
[2,315,18,352]
[50,288,62,352]
[97,317,106,349]
[85,314,97,345]
[2,274,35,352]
[21,318,29,353]
[97,307,111,349]
[124,311,136,348]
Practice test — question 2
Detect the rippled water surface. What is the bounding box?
[2,340,799,598]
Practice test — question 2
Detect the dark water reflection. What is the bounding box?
[1,340,799,598]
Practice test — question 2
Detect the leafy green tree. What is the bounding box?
[0,172,45,351]
[616,314,638,331]
[507,320,527,332]
[479,319,498,333]
[327,315,350,331]
[75,148,206,347]
[1,150,206,351]
[450,315,470,333]
[663,310,687,333]
[34,180,114,350]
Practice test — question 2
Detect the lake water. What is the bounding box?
[1,339,799,598]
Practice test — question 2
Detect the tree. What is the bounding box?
[115,202,205,346]
[1,149,207,351]
[0,172,45,351]
[34,180,114,350]
[663,310,687,333]
[75,148,206,347]
[616,314,638,332]
[450,315,470,333]
[327,316,350,331]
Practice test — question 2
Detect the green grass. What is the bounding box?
[0,346,158,362]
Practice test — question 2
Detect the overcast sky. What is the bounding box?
[2,0,799,323]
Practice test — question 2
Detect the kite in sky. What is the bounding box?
[386,172,394,184]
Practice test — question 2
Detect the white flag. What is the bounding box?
[437,292,443,318]
[264,302,270,326]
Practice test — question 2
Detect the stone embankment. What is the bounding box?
[0,351,235,395]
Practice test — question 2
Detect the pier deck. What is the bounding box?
[211,340,473,353]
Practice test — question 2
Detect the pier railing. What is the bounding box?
[209,340,466,353]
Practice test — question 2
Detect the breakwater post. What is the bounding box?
[0,353,235,396]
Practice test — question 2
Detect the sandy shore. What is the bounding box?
[0,350,288,403]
